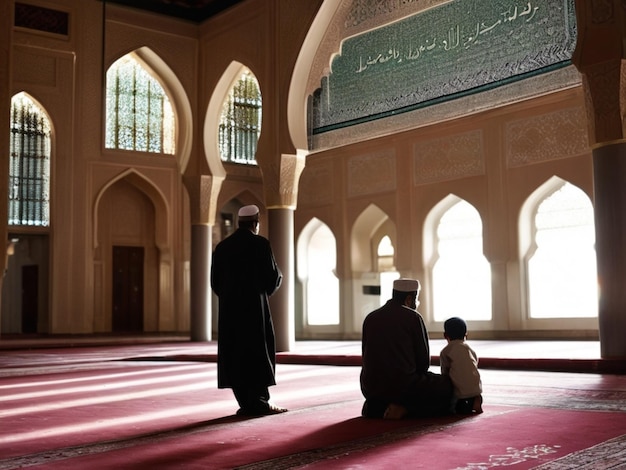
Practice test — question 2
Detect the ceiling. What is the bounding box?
[104,0,246,23]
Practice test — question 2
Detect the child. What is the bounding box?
[440,317,483,414]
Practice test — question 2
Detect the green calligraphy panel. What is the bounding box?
[310,0,576,134]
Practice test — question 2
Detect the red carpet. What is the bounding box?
[1,344,625,469]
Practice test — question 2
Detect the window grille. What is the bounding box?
[9,93,51,227]
[219,70,261,165]
[105,55,175,154]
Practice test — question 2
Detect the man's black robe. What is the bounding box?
[211,227,282,389]
[360,299,452,417]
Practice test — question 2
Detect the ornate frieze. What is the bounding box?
[413,130,484,184]
[312,0,576,134]
[299,160,334,206]
[348,150,397,197]
[344,0,428,29]
[506,107,588,167]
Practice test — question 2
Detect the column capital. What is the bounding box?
[261,152,307,209]
[183,174,224,225]
[573,0,626,146]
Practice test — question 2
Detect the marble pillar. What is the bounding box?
[190,224,212,341]
[268,208,295,352]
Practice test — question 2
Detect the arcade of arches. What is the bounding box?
[1,0,625,359]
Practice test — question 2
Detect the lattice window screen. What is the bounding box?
[219,70,261,165]
[9,93,51,227]
[105,55,175,154]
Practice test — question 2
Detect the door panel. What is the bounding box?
[21,265,38,333]
[112,246,144,332]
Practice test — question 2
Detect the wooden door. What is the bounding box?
[112,246,144,332]
[21,265,38,333]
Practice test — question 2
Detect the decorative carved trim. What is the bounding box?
[348,150,397,197]
[413,130,484,184]
[344,0,439,31]
[299,160,334,206]
[263,154,307,209]
[183,175,224,225]
[506,107,589,167]
[585,61,623,145]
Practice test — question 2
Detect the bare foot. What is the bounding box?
[383,403,408,419]
[266,403,288,414]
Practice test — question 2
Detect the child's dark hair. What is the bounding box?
[444,317,467,340]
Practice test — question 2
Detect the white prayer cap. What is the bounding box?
[393,278,420,293]
[238,204,260,221]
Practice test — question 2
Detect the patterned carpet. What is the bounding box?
[0,343,625,469]
[533,434,626,469]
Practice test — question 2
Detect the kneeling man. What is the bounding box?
[360,278,452,419]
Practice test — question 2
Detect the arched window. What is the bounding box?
[377,235,394,271]
[105,54,175,154]
[297,219,339,326]
[527,182,597,318]
[306,223,339,325]
[377,235,398,307]
[9,92,51,227]
[432,199,492,321]
[219,69,261,165]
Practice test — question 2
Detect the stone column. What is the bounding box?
[573,0,626,358]
[190,224,211,341]
[263,152,306,352]
[268,208,295,352]
[592,142,626,358]
[184,175,224,342]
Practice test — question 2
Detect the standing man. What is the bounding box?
[360,278,452,419]
[211,204,287,416]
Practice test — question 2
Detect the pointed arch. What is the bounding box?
[297,217,339,326]
[105,47,192,172]
[92,168,174,333]
[351,203,398,314]
[219,68,261,165]
[93,168,170,251]
[215,189,267,242]
[289,1,342,151]
[520,177,597,318]
[205,62,262,174]
[425,194,492,322]
[9,92,52,227]
[351,204,393,273]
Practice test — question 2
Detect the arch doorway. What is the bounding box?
[94,174,165,333]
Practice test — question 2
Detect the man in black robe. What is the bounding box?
[211,204,287,416]
[360,278,453,419]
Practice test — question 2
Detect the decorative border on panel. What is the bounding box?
[506,106,588,167]
[298,160,334,206]
[344,0,440,31]
[347,150,397,197]
[311,0,576,134]
[413,130,484,185]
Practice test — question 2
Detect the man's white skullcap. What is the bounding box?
[238,204,260,221]
[393,278,420,293]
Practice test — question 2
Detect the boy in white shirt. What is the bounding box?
[440,317,483,414]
